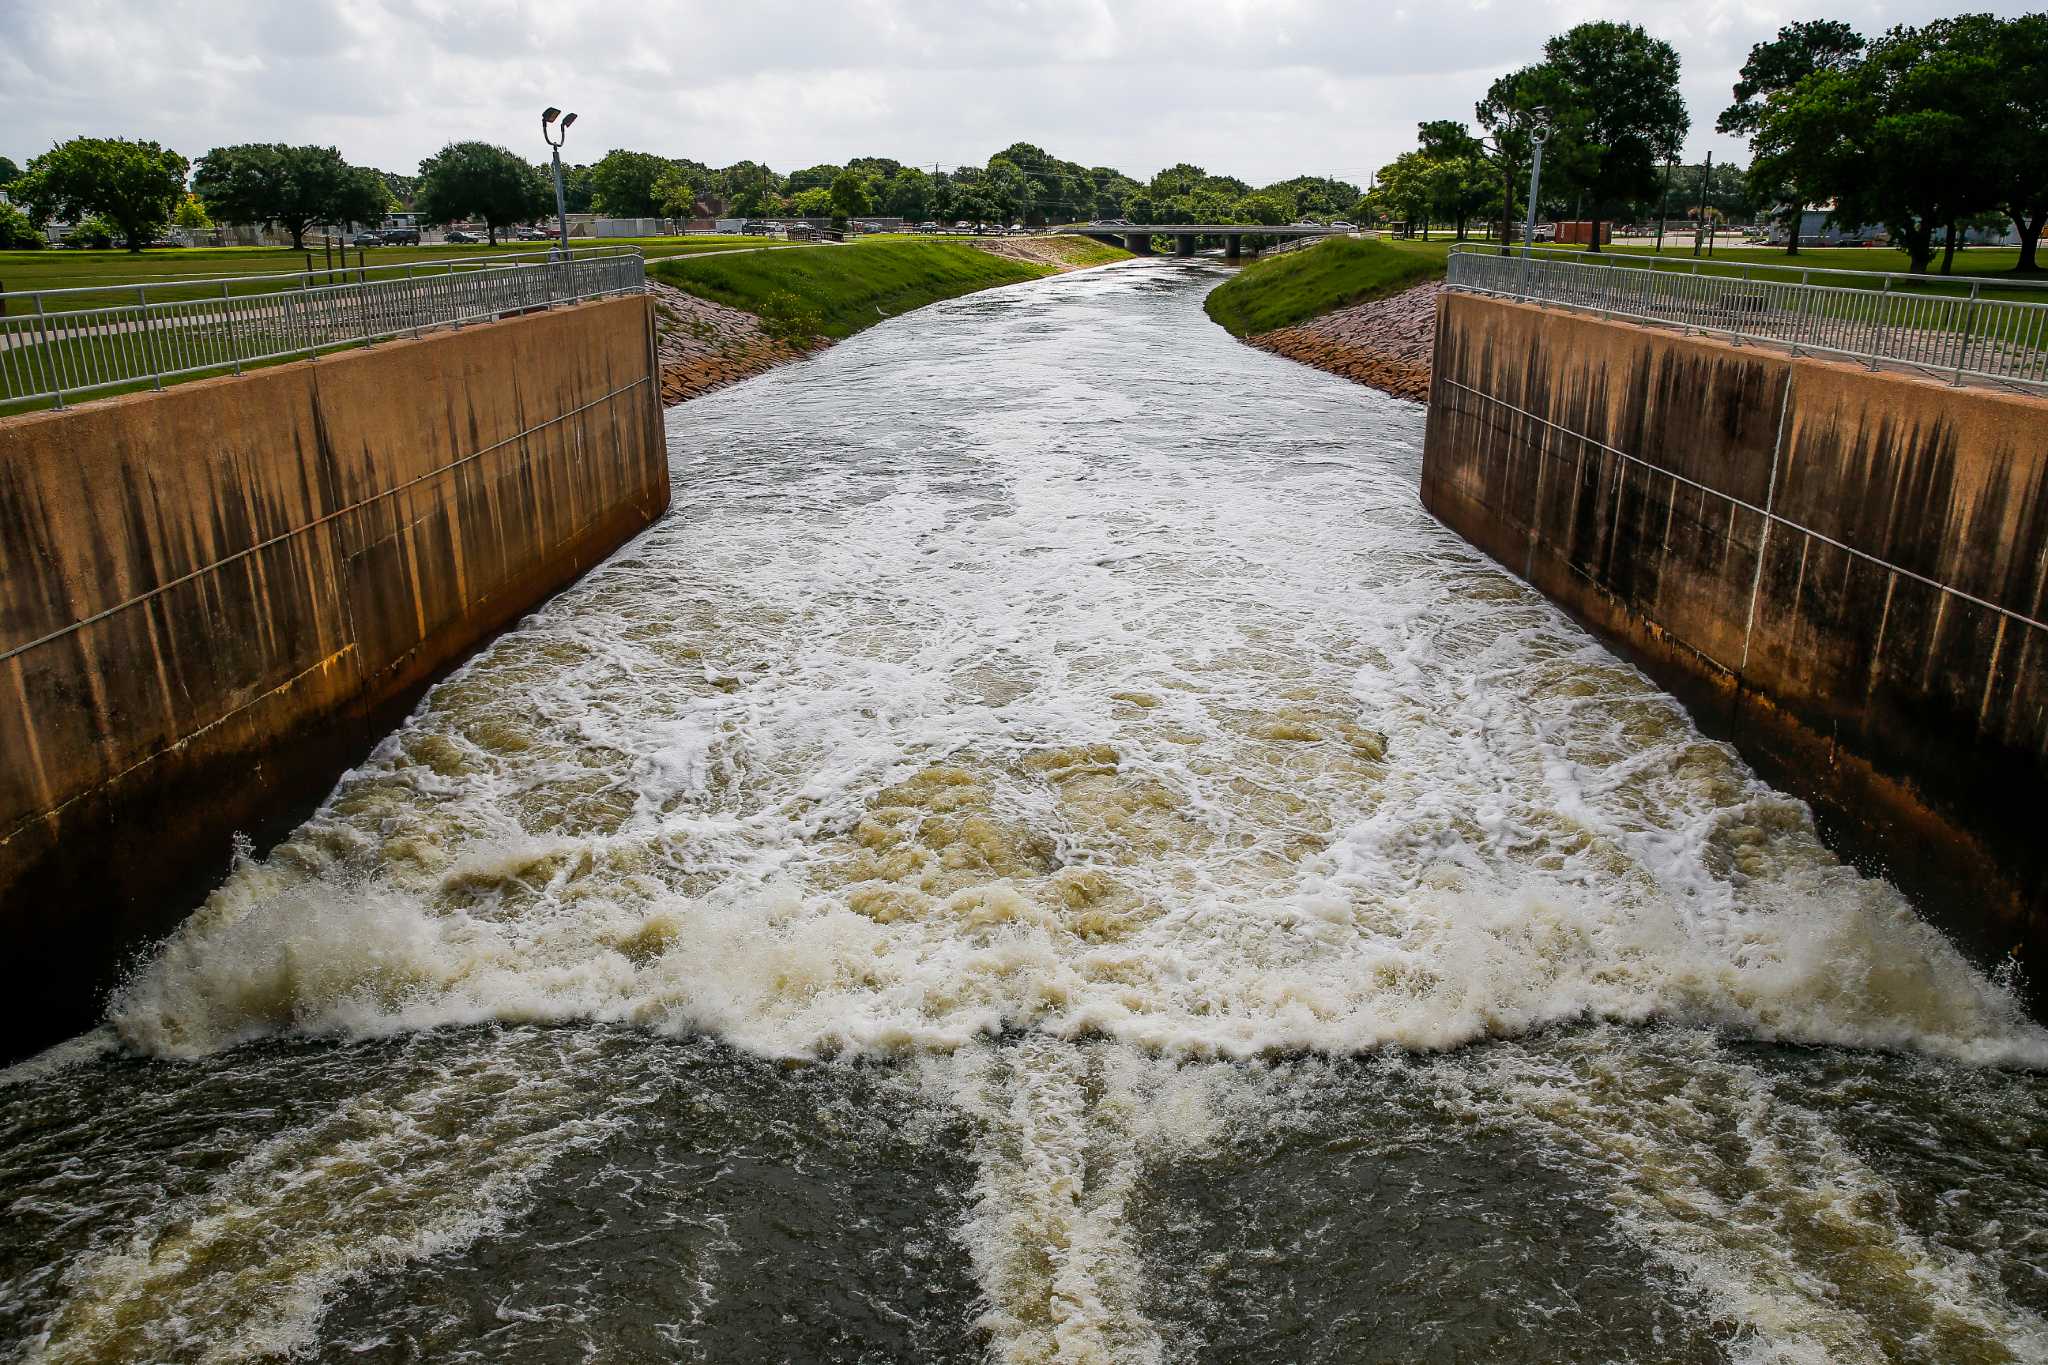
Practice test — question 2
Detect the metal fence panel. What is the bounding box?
[0,248,647,409]
[1445,247,2048,391]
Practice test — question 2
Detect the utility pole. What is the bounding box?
[1693,151,1712,259]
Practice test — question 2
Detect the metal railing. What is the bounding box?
[0,246,646,409]
[1445,244,2048,391]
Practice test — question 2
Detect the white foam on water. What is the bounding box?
[73,261,2048,1361]
[1438,1028,2048,1364]
[20,1031,637,1364]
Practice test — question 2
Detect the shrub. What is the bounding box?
[0,201,42,249]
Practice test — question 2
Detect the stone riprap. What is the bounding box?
[650,279,820,405]
[1249,279,1443,403]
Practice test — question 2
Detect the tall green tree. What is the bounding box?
[589,150,677,217]
[829,169,875,220]
[1984,13,2048,271]
[1718,20,1866,253]
[786,163,843,195]
[1517,22,1690,250]
[0,156,20,190]
[192,144,385,249]
[15,137,188,252]
[883,167,932,220]
[1475,67,1547,248]
[415,141,550,245]
[1743,16,2008,273]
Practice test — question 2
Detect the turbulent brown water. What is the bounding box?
[4,260,2047,1364]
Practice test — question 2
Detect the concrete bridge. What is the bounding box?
[1062,223,1351,259]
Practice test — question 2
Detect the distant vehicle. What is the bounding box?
[1328,220,1356,231]
[1533,224,1556,242]
[917,221,939,233]
[740,221,776,236]
[1008,224,1027,234]
[351,232,383,247]
[514,227,551,242]
[445,229,483,245]
[379,227,421,245]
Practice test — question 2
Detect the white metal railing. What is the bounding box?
[0,246,646,409]
[1446,244,2048,391]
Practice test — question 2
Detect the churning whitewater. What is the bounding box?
[5,260,2047,1365]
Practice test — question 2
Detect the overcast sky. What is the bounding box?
[2,0,2038,189]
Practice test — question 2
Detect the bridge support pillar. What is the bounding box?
[1123,231,1151,255]
[1175,234,1196,257]
[1225,234,1242,260]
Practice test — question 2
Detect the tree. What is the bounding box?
[191,144,385,249]
[789,185,833,218]
[652,166,699,220]
[1719,21,1866,253]
[883,167,932,220]
[0,156,20,190]
[1984,13,2048,271]
[829,169,874,221]
[589,150,677,217]
[14,137,188,252]
[415,141,550,245]
[0,200,40,249]
[173,193,212,231]
[723,161,777,217]
[1742,17,2007,273]
[1520,22,1690,251]
[787,163,843,195]
[1236,192,1290,226]
[1476,67,1547,249]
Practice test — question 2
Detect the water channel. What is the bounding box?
[4,259,2047,1364]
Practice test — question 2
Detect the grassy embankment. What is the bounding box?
[1206,235,2046,340]
[651,236,1127,343]
[1204,238,1449,337]
[0,236,776,315]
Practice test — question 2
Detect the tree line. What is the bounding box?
[1362,12,2045,275]
[0,131,1381,255]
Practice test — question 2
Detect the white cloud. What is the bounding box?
[0,0,2037,185]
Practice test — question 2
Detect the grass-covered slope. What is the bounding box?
[1204,238,1448,337]
[650,240,1053,342]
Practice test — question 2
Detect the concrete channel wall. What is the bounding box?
[0,294,668,1047]
[1423,291,2048,991]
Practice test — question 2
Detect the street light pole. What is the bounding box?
[1521,108,1552,266]
[541,107,577,257]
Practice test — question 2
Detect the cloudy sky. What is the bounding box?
[1,0,2036,188]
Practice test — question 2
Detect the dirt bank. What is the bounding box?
[1248,279,1443,403]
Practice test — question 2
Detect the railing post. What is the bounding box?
[140,286,161,391]
[1954,281,1980,385]
[223,281,242,375]
[36,294,64,410]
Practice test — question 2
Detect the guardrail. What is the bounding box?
[0,246,646,410]
[1445,244,2048,391]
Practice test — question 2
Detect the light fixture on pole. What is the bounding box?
[541,107,577,256]
[1520,107,1552,263]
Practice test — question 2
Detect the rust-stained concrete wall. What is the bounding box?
[1423,291,2048,997]
[0,294,667,1051]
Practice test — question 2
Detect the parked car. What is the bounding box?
[740,221,776,236]
[380,227,421,245]
[445,229,483,245]
[1008,224,1028,234]
[351,232,384,247]
[1328,220,1356,231]
[917,221,940,233]
[515,226,551,241]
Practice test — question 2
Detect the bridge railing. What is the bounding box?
[1445,244,2048,391]
[0,246,647,410]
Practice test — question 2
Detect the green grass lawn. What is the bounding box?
[0,237,774,314]
[648,240,1058,342]
[1204,237,1450,337]
[1527,242,2047,304]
